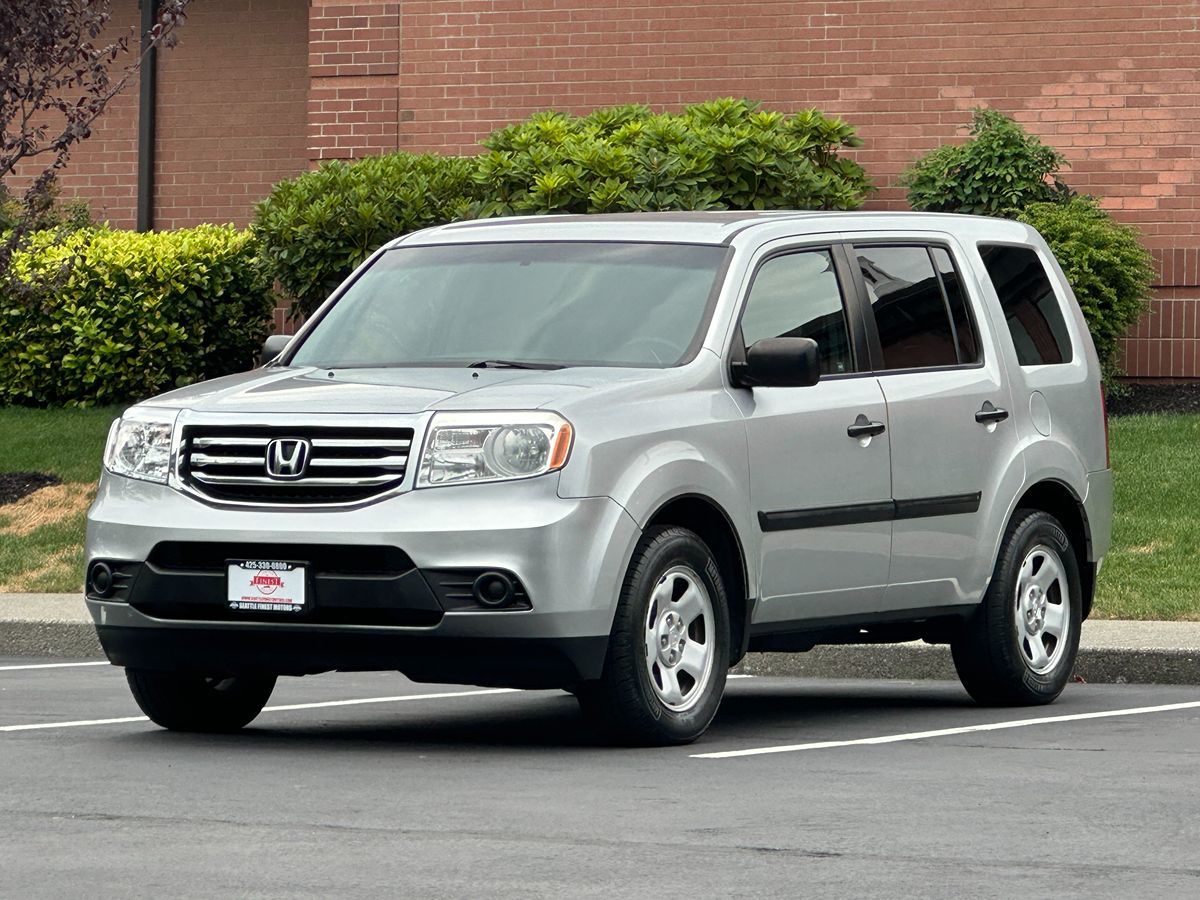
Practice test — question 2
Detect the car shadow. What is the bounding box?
[106,679,978,753]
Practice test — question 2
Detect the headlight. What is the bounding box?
[417,412,573,487]
[103,407,179,484]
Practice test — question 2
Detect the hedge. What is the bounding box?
[253,153,477,321]
[903,109,1152,379]
[255,99,873,318]
[1,225,272,406]
[900,108,1072,217]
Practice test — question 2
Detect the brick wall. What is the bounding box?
[155,0,310,226]
[13,0,309,229]
[308,2,403,159]
[13,1,1200,376]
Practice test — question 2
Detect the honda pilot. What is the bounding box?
[87,211,1113,744]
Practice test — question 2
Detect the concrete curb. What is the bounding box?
[0,595,102,658]
[3,594,1200,684]
[732,644,1200,685]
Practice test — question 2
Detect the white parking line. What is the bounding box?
[691,699,1200,759]
[265,687,520,713]
[0,661,110,672]
[0,687,521,733]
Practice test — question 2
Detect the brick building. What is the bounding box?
[23,0,1200,378]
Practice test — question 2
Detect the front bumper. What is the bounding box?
[86,472,639,686]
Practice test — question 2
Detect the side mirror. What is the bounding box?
[734,337,821,388]
[261,334,292,366]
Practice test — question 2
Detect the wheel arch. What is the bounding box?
[643,493,752,665]
[1013,478,1095,619]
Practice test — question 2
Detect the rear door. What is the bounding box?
[848,240,1024,610]
[731,243,893,626]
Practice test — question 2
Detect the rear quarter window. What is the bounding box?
[978,244,1073,366]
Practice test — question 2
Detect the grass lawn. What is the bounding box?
[0,405,122,592]
[1092,413,1200,620]
[0,405,1195,619]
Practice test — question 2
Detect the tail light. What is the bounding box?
[1100,384,1110,468]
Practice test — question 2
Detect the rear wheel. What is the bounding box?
[952,510,1081,705]
[577,526,730,745]
[126,669,276,732]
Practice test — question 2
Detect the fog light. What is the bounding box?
[89,561,114,598]
[473,572,514,607]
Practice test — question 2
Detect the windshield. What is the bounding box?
[288,241,729,369]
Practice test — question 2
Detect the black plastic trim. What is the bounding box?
[423,568,532,611]
[748,603,976,645]
[102,543,445,627]
[94,624,608,688]
[893,492,982,520]
[759,492,982,532]
[758,501,894,532]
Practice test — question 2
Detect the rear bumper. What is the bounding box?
[93,620,607,688]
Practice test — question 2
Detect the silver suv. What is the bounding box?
[88,212,1113,745]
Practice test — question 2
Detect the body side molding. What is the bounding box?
[758,492,982,532]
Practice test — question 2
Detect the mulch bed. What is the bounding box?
[0,472,62,506]
[1108,382,1200,417]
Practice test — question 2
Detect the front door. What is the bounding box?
[732,246,893,626]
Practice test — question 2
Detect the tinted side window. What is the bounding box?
[931,247,980,364]
[856,246,957,370]
[740,250,853,375]
[979,244,1073,366]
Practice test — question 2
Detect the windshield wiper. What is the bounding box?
[468,359,565,370]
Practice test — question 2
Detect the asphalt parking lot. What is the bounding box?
[2,658,1199,899]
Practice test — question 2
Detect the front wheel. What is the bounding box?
[126,669,277,732]
[577,526,730,745]
[951,509,1082,705]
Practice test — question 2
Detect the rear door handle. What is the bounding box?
[975,401,1010,424]
[847,414,886,439]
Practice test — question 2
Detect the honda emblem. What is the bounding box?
[265,439,311,479]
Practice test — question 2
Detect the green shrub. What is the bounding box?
[904,109,1153,378]
[902,108,1072,216]
[472,98,870,217]
[1,225,272,406]
[1018,199,1153,379]
[255,99,872,318]
[253,153,478,318]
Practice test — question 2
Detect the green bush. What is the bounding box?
[903,109,1153,378]
[253,153,478,318]
[901,108,1072,216]
[1018,199,1153,379]
[255,99,872,318]
[1,225,272,406]
[472,98,870,217]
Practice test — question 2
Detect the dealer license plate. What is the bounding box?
[227,560,307,614]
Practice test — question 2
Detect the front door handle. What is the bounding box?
[975,401,1010,425]
[847,414,886,439]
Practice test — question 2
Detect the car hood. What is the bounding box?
[145,365,666,416]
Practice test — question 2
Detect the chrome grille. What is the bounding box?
[180,426,414,505]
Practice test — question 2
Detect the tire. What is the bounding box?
[577,526,730,745]
[952,509,1082,706]
[126,669,277,733]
